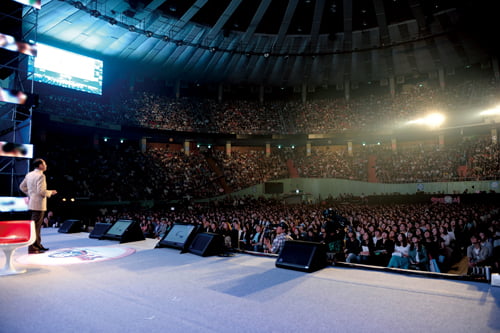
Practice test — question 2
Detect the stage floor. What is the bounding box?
[1,228,499,333]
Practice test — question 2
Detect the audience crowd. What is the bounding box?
[29,74,500,277]
[82,196,499,275]
[36,132,500,204]
[37,77,499,136]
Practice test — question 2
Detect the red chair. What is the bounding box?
[0,220,35,275]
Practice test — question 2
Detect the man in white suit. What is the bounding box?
[20,158,57,254]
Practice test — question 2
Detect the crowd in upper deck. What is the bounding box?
[37,76,499,135]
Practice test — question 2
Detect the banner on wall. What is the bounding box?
[430,196,460,204]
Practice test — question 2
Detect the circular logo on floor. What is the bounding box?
[17,246,136,266]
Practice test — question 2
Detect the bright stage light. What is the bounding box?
[407,113,445,128]
[425,113,445,127]
[480,106,500,116]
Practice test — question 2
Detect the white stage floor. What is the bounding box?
[1,228,499,333]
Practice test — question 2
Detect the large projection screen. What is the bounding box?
[28,43,103,95]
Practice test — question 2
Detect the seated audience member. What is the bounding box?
[422,230,439,260]
[291,227,302,240]
[303,229,320,242]
[408,235,429,271]
[209,222,219,234]
[467,234,490,273]
[264,222,292,254]
[154,219,169,239]
[42,216,50,228]
[439,226,455,248]
[250,224,264,252]
[372,229,382,248]
[141,220,155,238]
[219,221,233,250]
[238,224,252,250]
[344,231,361,263]
[374,230,394,266]
[387,233,410,269]
[437,237,453,272]
[359,232,375,265]
[230,221,243,249]
[478,230,493,263]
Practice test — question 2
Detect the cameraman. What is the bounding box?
[264,222,292,254]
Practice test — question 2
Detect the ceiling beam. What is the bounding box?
[273,0,299,53]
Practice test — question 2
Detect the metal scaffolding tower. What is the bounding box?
[0,2,38,196]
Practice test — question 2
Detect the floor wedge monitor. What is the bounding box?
[58,219,82,233]
[188,232,223,257]
[275,240,327,273]
[157,223,199,252]
[101,220,145,243]
[89,222,112,239]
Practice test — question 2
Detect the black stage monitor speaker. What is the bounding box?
[275,240,327,273]
[157,223,199,251]
[89,222,112,239]
[58,219,82,233]
[188,232,223,257]
[101,219,145,243]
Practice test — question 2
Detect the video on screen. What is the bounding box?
[105,220,133,236]
[28,43,103,95]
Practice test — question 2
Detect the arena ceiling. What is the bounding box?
[29,0,500,89]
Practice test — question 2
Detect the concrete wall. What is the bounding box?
[230,178,499,201]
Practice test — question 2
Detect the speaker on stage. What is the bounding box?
[58,219,82,233]
[157,223,199,252]
[188,232,223,257]
[101,220,145,243]
[89,222,112,239]
[275,240,327,273]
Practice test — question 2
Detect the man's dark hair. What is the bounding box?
[32,158,45,169]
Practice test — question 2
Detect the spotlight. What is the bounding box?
[263,52,270,58]
[90,10,101,17]
[128,25,136,32]
[108,18,117,25]
[210,47,217,53]
[145,31,154,37]
[163,36,170,41]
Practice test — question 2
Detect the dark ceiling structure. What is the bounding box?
[28,0,500,89]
